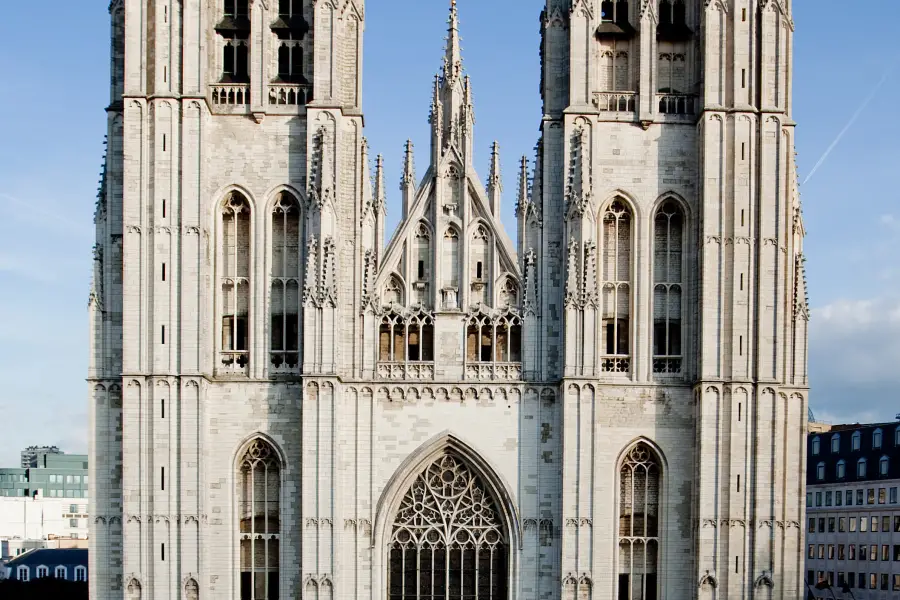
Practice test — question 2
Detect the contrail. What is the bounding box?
[803,65,894,185]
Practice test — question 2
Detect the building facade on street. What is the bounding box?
[3,548,88,584]
[805,423,900,598]
[0,452,89,499]
[89,1,810,599]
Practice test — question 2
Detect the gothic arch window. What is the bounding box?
[852,431,861,451]
[652,200,684,375]
[218,1,251,83]
[379,310,435,363]
[836,460,846,480]
[220,192,252,373]
[413,224,432,306]
[816,462,825,481]
[466,311,522,364]
[618,443,661,600]
[831,434,841,453]
[873,428,883,449]
[269,193,302,371]
[238,438,281,600]
[388,452,509,600]
[600,199,633,374]
[470,225,491,306]
[811,436,820,456]
[857,458,867,479]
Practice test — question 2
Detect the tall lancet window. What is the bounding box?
[218,0,250,83]
[389,452,508,600]
[220,192,251,372]
[413,224,431,307]
[238,439,281,600]
[653,200,684,374]
[601,199,633,373]
[270,193,301,371]
[618,443,661,600]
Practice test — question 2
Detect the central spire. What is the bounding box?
[443,0,462,85]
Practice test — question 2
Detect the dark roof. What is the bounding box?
[596,21,636,39]
[6,549,87,568]
[807,422,900,485]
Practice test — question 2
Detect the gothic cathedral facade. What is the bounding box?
[89,1,810,599]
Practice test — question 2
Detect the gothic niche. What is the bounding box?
[441,228,460,310]
[470,225,490,306]
[389,453,508,600]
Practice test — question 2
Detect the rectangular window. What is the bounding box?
[861,518,868,533]
[894,574,900,592]
[161,467,165,491]
[826,491,833,506]
[858,489,864,505]
[895,516,900,532]
[162,263,166,281]
[869,488,876,504]
[816,492,822,507]
[828,517,835,533]
[222,315,249,351]
[808,518,815,533]
[806,492,812,506]
[870,546,878,561]
[808,545,815,559]
[870,573,877,589]
[849,545,856,560]
[879,488,887,504]
[872,516,879,532]
[836,492,843,506]
[894,545,900,561]
[859,573,866,589]
[882,573,889,591]
[838,572,846,588]
[161,325,166,345]
[161,399,165,419]
[828,544,835,559]
[882,545,889,561]
[860,544,867,560]
[818,545,825,559]
[847,490,853,505]
[838,545,845,560]
[883,516,890,532]
[69,518,78,528]
[162,199,166,218]
[161,543,165,561]
[839,517,846,532]
[891,487,898,504]
[819,518,825,533]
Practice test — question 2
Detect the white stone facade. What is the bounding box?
[89,1,809,599]
[0,496,90,543]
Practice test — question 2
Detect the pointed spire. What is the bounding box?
[488,141,502,216]
[401,140,416,218]
[443,0,462,84]
[375,154,386,211]
[516,155,529,214]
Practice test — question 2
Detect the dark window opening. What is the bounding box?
[162,199,167,218]
[480,325,492,362]
[222,41,250,83]
[270,313,299,368]
[161,325,166,345]
[162,263,167,281]
[417,260,425,280]
[161,467,165,491]
[161,399,165,419]
[276,44,306,83]
[222,316,249,363]
[161,543,165,561]
[605,318,630,355]
[224,0,249,18]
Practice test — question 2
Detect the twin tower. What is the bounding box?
[89,1,809,599]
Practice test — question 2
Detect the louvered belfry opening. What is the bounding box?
[389,453,509,600]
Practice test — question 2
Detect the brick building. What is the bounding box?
[89,1,810,599]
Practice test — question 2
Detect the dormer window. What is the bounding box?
[852,431,861,451]
[811,437,820,456]
[873,428,883,449]
[831,434,840,453]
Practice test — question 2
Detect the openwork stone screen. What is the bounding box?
[618,443,661,600]
[389,453,508,600]
[239,439,281,600]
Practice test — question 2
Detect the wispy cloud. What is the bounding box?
[0,253,59,284]
[0,192,93,238]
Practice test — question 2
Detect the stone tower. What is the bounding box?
[89,1,809,599]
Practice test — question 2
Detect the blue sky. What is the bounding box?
[0,0,897,465]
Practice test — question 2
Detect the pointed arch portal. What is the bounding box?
[388,451,509,600]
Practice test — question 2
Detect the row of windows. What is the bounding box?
[217,0,309,88]
[808,487,900,508]
[236,435,664,600]
[809,515,900,535]
[810,570,900,593]
[0,489,87,498]
[15,565,86,582]
[809,543,900,562]
[0,474,87,484]
[599,1,689,27]
[816,457,892,481]
[811,427,900,455]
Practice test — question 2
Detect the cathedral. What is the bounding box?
[88,1,810,599]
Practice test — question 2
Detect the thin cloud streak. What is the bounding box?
[0,192,93,238]
[803,64,894,185]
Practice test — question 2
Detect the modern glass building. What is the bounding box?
[0,451,88,499]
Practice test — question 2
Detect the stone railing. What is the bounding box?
[465,363,523,381]
[601,356,631,374]
[268,84,311,107]
[653,356,683,375]
[211,84,250,106]
[219,352,249,376]
[593,91,637,113]
[270,352,300,375]
[377,362,435,381]
[656,93,697,117]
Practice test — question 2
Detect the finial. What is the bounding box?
[516,156,529,215]
[374,154,386,206]
[489,142,502,187]
[443,0,462,83]
[402,140,416,186]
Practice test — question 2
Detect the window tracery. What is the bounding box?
[466,310,522,364]
[601,199,633,374]
[389,452,508,600]
[652,200,684,375]
[270,193,301,372]
[379,309,435,364]
[618,443,661,600]
[220,192,252,373]
[238,439,281,600]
